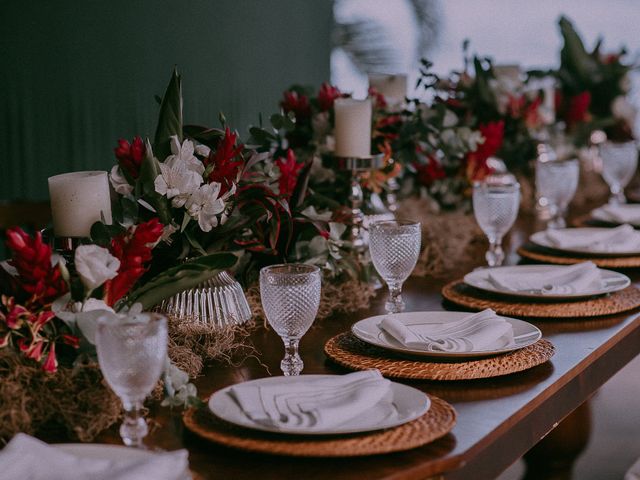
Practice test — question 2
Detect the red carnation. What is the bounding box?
[6,228,68,306]
[204,127,244,195]
[466,121,504,181]
[281,90,312,119]
[104,218,163,306]
[317,83,342,111]
[275,149,304,198]
[114,136,146,179]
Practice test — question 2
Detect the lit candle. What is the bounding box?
[48,171,113,238]
[334,98,372,158]
[368,74,408,103]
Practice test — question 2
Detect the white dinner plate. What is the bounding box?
[54,444,192,479]
[208,375,430,435]
[591,205,640,227]
[351,311,541,359]
[530,228,640,256]
[464,265,630,299]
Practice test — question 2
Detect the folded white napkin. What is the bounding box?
[0,434,189,480]
[228,370,393,431]
[487,262,602,294]
[379,309,515,352]
[595,204,640,224]
[544,225,640,252]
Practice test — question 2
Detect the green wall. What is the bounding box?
[0,0,332,201]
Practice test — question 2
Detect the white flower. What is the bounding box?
[75,245,120,292]
[109,165,133,196]
[611,96,637,128]
[166,136,205,175]
[185,183,226,232]
[194,143,211,157]
[52,294,116,344]
[154,161,202,208]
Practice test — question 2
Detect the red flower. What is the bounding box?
[275,149,304,198]
[466,121,504,181]
[18,337,44,362]
[114,136,146,179]
[281,90,312,119]
[565,91,592,128]
[61,334,80,349]
[317,83,342,111]
[414,156,445,187]
[368,87,388,110]
[523,96,544,130]
[6,228,68,306]
[104,218,163,306]
[0,297,30,330]
[204,128,244,195]
[42,343,57,373]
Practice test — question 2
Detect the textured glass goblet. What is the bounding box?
[600,141,638,204]
[535,158,579,229]
[95,314,167,448]
[369,220,421,314]
[260,264,321,376]
[473,180,520,267]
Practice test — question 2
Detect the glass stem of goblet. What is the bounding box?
[281,337,303,376]
[385,282,405,314]
[610,184,625,205]
[120,400,148,448]
[487,236,505,267]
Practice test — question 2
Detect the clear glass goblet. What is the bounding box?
[535,157,580,229]
[600,141,638,204]
[368,220,421,314]
[260,264,321,376]
[95,314,168,448]
[473,180,520,267]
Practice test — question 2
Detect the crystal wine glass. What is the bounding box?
[260,264,321,376]
[95,313,168,448]
[535,157,579,229]
[473,180,520,267]
[600,141,638,204]
[368,220,421,314]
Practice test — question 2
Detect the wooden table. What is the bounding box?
[97,217,640,480]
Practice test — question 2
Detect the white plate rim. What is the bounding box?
[591,206,640,227]
[530,228,640,256]
[351,311,542,359]
[208,375,430,436]
[463,265,630,299]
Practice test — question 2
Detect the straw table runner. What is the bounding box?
[183,395,456,457]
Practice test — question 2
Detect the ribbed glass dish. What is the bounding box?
[157,271,252,328]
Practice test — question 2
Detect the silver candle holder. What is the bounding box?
[336,153,386,252]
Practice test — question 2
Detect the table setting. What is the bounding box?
[4,13,640,480]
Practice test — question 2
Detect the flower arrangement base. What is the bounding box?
[158,271,251,329]
[0,351,120,442]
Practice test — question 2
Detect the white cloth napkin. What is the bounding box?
[0,434,190,480]
[595,204,640,224]
[378,309,515,352]
[228,370,393,431]
[544,225,640,252]
[486,262,602,294]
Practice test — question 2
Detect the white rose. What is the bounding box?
[75,245,121,291]
[109,165,134,196]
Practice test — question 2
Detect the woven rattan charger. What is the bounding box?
[441,280,640,318]
[517,243,640,268]
[183,395,456,457]
[324,332,555,381]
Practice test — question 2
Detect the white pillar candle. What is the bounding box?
[48,171,113,238]
[334,98,372,158]
[542,80,556,124]
[368,74,408,103]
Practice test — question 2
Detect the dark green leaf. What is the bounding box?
[154,68,183,161]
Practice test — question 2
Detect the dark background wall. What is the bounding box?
[0,0,332,200]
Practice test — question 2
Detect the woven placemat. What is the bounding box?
[517,244,640,268]
[324,333,554,381]
[183,395,456,457]
[442,280,640,318]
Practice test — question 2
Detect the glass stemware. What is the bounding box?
[95,313,168,448]
[599,141,638,204]
[535,157,580,229]
[473,180,520,267]
[260,264,321,376]
[368,220,421,314]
